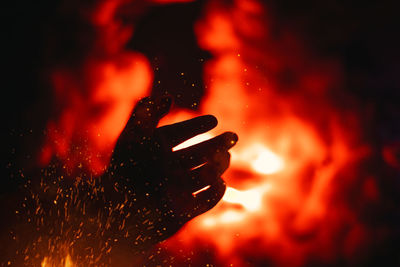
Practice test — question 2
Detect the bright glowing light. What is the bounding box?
[251,147,284,174]
[173,132,214,151]
[233,143,284,174]
[219,210,245,223]
[202,217,217,227]
[202,210,245,227]
[201,186,267,227]
[223,186,264,211]
[65,255,73,267]
[41,254,74,267]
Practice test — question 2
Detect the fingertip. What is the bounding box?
[232,132,238,142]
[222,132,239,148]
[202,115,218,129]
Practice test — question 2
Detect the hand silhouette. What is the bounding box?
[99,96,238,263]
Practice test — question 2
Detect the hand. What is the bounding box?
[105,96,238,253]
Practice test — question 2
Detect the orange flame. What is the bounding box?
[41,254,75,267]
[156,0,373,266]
[36,0,379,266]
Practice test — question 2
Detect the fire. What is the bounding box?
[222,186,265,212]
[41,255,75,267]
[152,0,373,266]
[28,0,385,266]
[233,143,284,175]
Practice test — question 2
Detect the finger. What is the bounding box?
[123,96,172,139]
[156,115,218,148]
[187,177,226,219]
[173,132,238,169]
[184,152,230,192]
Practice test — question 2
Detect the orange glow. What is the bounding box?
[42,53,152,175]
[40,2,153,175]
[35,0,379,266]
[233,143,284,174]
[41,254,75,267]
[156,0,373,266]
[223,186,265,212]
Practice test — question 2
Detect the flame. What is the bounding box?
[222,186,265,212]
[41,254,75,267]
[155,0,373,266]
[32,0,382,266]
[233,143,284,175]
